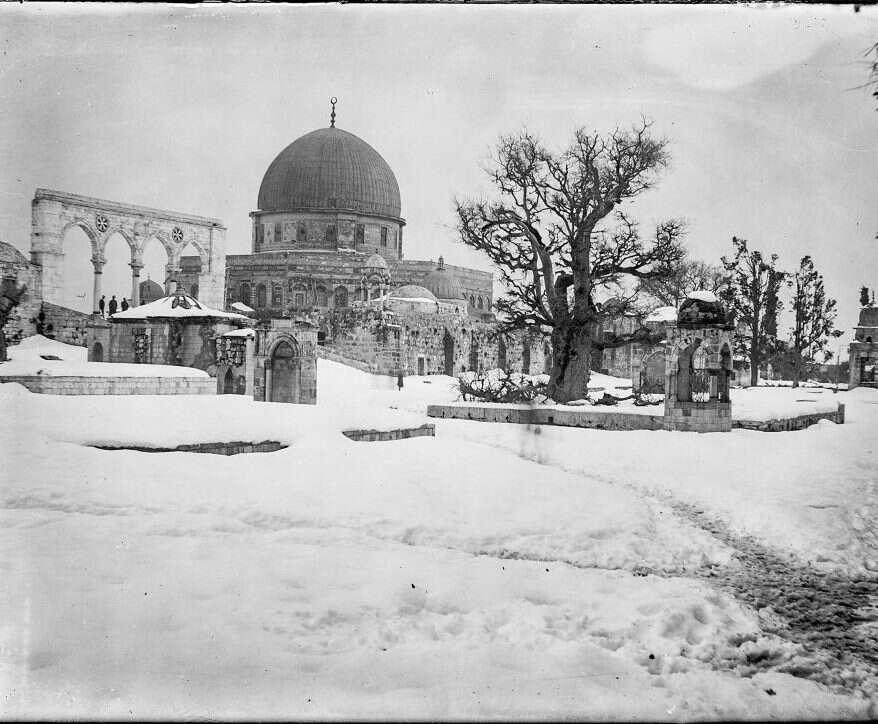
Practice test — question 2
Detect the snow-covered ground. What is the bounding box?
[0,338,875,719]
[0,335,208,378]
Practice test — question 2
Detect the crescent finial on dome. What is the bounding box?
[330,97,337,128]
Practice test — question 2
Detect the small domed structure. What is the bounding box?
[363,252,389,273]
[139,279,164,305]
[424,257,464,302]
[677,291,728,327]
[391,284,437,302]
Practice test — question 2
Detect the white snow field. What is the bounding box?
[1,340,875,719]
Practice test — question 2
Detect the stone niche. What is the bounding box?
[663,314,734,433]
[250,319,318,405]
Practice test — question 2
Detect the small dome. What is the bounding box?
[257,127,402,218]
[391,285,437,301]
[138,279,164,305]
[0,241,29,266]
[424,256,464,301]
[363,252,388,271]
[677,292,728,327]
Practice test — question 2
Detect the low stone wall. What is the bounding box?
[0,375,216,396]
[428,402,844,433]
[93,440,285,455]
[733,405,845,432]
[342,423,436,441]
[426,404,663,431]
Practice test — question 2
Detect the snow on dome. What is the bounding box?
[645,305,677,323]
[390,285,437,302]
[363,252,389,271]
[112,292,247,321]
[686,290,719,303]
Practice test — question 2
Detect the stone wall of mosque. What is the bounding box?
[325,306,549,377]
[251,210,404,262]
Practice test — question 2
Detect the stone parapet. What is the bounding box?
[427,403,663,431]
[0,375,216,396]
[733,405,844,432]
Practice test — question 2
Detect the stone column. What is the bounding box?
[91,256,106,314]
[165,264,181,295]
[130,260,143,306]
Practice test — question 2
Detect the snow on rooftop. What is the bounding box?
[221,328,255,338]
[230,301,255,313]
[645,305,677,323]
[686,290,720,303]
[112,293,247,321]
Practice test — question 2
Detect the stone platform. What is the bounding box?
[427,403,845,433]
[0,375,216,396]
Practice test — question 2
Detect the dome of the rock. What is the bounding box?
[257,127,402,219]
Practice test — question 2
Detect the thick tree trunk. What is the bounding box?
[750,340,759,388]
[547,323,595,403]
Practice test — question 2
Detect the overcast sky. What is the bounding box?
[1,3,876,346]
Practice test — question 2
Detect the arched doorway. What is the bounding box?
[497,336,507,371]
[269,339,301,403]
[443,329,455,376]
[92,342,103,362]
[222,368,234,394]
[522,342,531,374]
[469,333,479,372]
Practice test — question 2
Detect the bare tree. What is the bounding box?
[455,122,685,402]
[720,237,786,387]
[788,255,837,388]
[636,257,724,309]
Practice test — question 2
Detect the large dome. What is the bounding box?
[257,127,402,218]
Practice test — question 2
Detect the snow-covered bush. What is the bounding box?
[457,368,549,403]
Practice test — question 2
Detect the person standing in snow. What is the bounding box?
[121,298,129,312]
[108,295,118,317]
[397,372,404,391]
[98,295,106,318]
